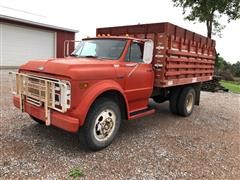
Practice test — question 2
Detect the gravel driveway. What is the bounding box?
[1,69,240,179]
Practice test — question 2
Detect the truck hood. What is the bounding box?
[20,57,117,80]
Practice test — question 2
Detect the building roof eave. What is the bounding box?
[0,14,79,33]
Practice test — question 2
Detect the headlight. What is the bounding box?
[53,80,71,108]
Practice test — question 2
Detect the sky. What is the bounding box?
[0,0,239,63]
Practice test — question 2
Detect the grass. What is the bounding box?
[220,80,240,94]
[69,168,85,179]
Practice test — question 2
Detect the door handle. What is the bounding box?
[154,63,163,68]
[125,63,137,67]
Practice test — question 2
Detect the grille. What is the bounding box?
[9,72,71,113]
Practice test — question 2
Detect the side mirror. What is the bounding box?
[64,40,82,57]
[143,40,154,64]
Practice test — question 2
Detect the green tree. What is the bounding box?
[232,61,240,76]
[215,54,225,71]
[215,55,240,78]
[172,0,240,38]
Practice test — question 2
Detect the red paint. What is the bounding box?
[13,96,79,132]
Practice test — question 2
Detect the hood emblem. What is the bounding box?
[37,66,44,71]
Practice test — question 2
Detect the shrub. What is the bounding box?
[220,69,235,81]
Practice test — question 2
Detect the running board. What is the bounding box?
[129,107,155,120]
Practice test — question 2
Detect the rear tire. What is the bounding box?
[81,97,121,151]
[177,87,196,117]
[169,88,181,114]
[30,115,44,125]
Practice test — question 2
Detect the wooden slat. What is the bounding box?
[166,64,214,69]
[165,70,213,76]
[166,57,215,64]
[154,76,212,87]
[167,49,215,60]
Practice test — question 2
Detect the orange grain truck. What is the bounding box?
[11,22,215,150]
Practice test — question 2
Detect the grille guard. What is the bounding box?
[9,72,71,126]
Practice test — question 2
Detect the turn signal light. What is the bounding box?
[80,82,89,89]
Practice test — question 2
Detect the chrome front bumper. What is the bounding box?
[9,72,71,126]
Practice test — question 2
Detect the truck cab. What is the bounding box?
[70,36,155,115]
[11,36,158,150]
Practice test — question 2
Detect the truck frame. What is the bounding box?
[10,22,215,150]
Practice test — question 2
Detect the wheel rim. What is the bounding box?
[93,109,116,142]
[186,93,194,113]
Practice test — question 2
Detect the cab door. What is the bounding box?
[123,41,154,111]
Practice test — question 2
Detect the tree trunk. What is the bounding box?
[206,10,215,39]
[206,20,212,38]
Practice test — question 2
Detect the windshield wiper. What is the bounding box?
[80,55,99,58]
[79,55,105,60]
[70,53,78,57]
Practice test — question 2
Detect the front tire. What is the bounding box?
[82,97,121,151]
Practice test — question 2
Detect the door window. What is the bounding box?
[125,42,144,63]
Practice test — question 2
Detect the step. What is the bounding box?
[129,107,155,120]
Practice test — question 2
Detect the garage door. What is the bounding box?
[0,23,55,67]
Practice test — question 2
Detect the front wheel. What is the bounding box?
[81,97,121,151]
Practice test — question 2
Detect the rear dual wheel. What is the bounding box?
[169,88,181,114]
[177,87,196,116]
[169,86,196,117]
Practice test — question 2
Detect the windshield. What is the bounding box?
[71,39,127,60]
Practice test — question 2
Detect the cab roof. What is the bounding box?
[83,36,148,42]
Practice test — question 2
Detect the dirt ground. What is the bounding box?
[0,69,240,179]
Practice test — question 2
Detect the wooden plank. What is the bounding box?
[166,64,214,69]
[165,70,213,76]
[167,49,215,60]
[166,57,215,64]
[154,76,212,87]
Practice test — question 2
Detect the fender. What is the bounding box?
[71,80,129,126]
